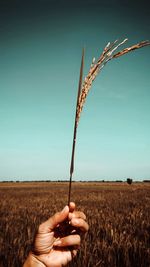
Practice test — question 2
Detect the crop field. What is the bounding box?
[0,182,150,267]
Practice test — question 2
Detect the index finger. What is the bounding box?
[69,202,76,212]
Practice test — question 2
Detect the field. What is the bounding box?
[0,182,150,267]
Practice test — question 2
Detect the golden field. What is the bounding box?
[0,182,150,267]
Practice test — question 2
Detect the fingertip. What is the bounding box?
[70,201,75,207]
[69,202,76,212]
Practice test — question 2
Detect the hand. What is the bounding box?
[23,202,89,267]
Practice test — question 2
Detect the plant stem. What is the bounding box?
[68,48,84,206]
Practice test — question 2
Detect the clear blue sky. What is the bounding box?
[0,0,150,181]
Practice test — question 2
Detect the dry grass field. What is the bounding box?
[0,182,150,267]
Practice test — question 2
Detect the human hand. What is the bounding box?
[23,202,89,267]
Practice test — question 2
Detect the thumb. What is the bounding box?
[39,206,69,233]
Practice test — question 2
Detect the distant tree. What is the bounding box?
[127,178,133,185]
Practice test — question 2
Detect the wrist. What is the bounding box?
[23,252,46,267]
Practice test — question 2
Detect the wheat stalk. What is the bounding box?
[76,39,150,124]
[68,39,150,205]
[68,49,84,205]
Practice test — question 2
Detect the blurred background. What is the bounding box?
[0,0,150,181]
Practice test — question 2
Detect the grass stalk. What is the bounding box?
[68,48,84,205]
[68,39,150,204]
